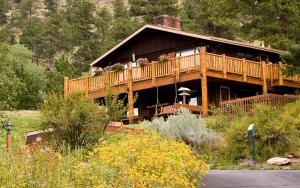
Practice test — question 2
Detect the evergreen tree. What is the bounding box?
[19,0,37,20]
[45,0,58,13]
[282,45,300,76]
[129,0,179,23]
[112,0,141,41]
[65,0,100,72]
[241,0,300,50]
[181,0,242,39]
[0,0,11,25]
[20,18,47,63]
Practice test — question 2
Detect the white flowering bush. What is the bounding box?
[143,108,220,148]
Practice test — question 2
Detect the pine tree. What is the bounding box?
[181,0,242,39]
[129,0,179,23]
[0,0,10,25]
[241,0,300,50]
[112,0,141,41]
[19,0,37,20]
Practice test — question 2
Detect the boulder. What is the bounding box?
[267,157,291,166]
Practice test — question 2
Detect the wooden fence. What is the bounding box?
[219,94,300,115]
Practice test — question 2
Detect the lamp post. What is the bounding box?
[247,124,256,164]
[4,119,13,154]
[178,87,191,104]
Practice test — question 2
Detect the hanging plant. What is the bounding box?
[111,63,124,72]
[137,58,149,66]
[159,55,169,63]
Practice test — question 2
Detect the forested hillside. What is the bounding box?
[1,0,300,110]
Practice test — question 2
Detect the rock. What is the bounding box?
[286,155,294,159]
[239,160,255,167]
[267,157,291,166]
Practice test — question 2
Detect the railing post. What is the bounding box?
[151,62,156,87]
[127,64,134,124]
[223,54,227,78]
[262,61,267,94]
[175,57,180,82]
[200,47,208,117]
[64,77,69,97]
[279,62,284,85]
[242,58,247,82]
[85,76,89,97]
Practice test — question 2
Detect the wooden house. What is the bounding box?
[64,15,300,123]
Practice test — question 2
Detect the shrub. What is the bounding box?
[103,90,128,122]
[0,147,83,187]
[143,108,220,150]
[281,100,300,155]
[111,63,124,72]
[209,104,296,163]
[90,131,209,187]
[40,93,109,151]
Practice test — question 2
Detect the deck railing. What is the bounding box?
[219,94,300,115]
[65,52,300,97]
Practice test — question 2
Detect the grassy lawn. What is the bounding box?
[0,111,42,151]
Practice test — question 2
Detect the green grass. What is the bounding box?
[0,113,42,152]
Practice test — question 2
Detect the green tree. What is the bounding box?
[0,0,11,25]
[129,0,179,23]
[41,93,109,150]
[19,0,37,20]
[10,45,46,109]
[181,0,242,39]
[45,0,58,13]
[46,54,76,94]
[240,0,300,50]
[0,43,46,110]
[111,0,141,41]
[65,0,100,72]
[20,18,47,63]
[281,45,300,76]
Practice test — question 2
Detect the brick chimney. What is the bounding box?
[152,15,181,30]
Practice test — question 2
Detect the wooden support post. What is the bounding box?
[222,54,227,78]
[64,77,69,97]
[200,47,208,117]
[151,62,156,87]
[270,62,274,87]
[262,61,267,94]
[242,58,247,82]
[127,64,134,124]
[85,76,89,97]
[175,57,180,82]
[279,62,284,85]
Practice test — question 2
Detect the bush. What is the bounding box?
[0,147,84,187]
[143,108,220,150]
[40,93,109,151]
[103,90,128,122]
[208,104,297,163]
[90,131,209,187]
[281,100,300,155]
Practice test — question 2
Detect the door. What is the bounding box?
[220,86,230,102]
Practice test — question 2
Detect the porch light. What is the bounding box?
[4,119,13,132]
[4,119,13,154]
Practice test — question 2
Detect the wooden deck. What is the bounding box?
[65,52,300,99]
